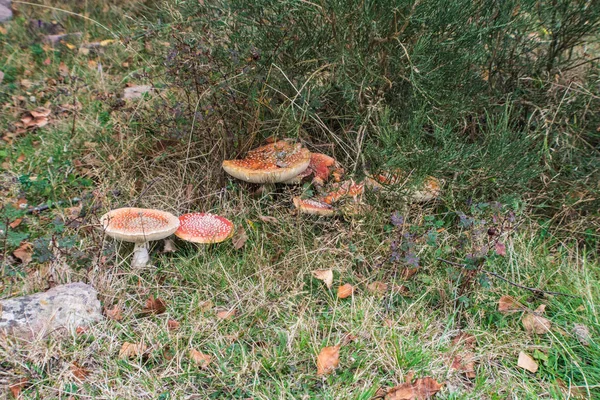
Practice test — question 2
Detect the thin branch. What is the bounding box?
[437,258,579,298]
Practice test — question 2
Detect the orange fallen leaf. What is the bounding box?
[385,376,443,400]
[189,349,212,369]
[167,319,180,331]
[142,295,166,315]
[75,326,87,335]
[337,283,355,299]
[13,242,33,265]
[217,308,237,320]
[118,342,148,359]
[367,281,388,295]
[316,345,340,376]
[9,218,23,229]
[70,362,90,381]
[105,305,123,321]
[9,378,29,398]
[16,153,26,163]
[498,295,523,313]
[517,351,538,373]
[312,269,333,289]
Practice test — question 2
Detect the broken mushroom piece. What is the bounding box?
[283,153,337,186]
[175,213,234,244]
[293,197,335,216]
[222,140,311,183]
[101,207,179,268]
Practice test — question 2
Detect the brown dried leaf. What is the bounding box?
[517,351,538,373]
[216,308,237,320]
[401,267,419,280]
[30,107,51,118]
[450,352,476,379]
[385,376,443,400]
[232,226,248,249]
[337,283,355,299]
[498,295,523,313]
[167,319,180,331]
[16,153,26,163]
[258,215,278,224]
[13,242,33,265]
[189,349,212,369]
[9,378,29,398]
[9,218,23,229]
[70,362,90,381]
[367,281,388,295]
[522,313,551,335]
[118,342,148,359]
[105,305,123,321]
[199,300,214,312]
[123,84,154,100]
[312,269,333,289]
[451,332,477,349]
[316,345,340,376]
[142,296,166,315]
[573,323,590,346]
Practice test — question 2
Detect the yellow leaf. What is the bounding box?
[100,39,115,46]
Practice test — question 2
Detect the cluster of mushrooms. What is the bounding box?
[101,139,441,267]
[222,139,441,216]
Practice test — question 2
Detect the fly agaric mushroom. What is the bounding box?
[321,180,365,204]
[283,153,337,186]
[222,140,311,183]
[101,207,180,268]
[293,197,335,216]
[175,213,234,244]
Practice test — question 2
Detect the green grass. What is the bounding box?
[1,0,599,399]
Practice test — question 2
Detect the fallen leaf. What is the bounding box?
[17,153,26,163]
[316,345,340,376]
[123,84,154,100]
[451,332,477,349]
[58,62,69,76]
[450,352,476,379]
[167,319,180,331]
[142,295,166,315]
[312,269,333,289]
[189,349,212,369]
[401,267,419,280]
[391,284,411,296]
[13,242,33,265]
[216,308,237,320]
[522,312,551,335]
[385,376,443,400]
[70,362,90,381]
[9,378,29,398]
[517,351,538,373]
[498,295,523,313]
[495,241,506,256]
[232,226,248,249]
[105,305,123,321]
[199,300,213,312]
[337,283,355,299]
[258,215,278,224]
[118,342,148,359]
[367,281,388,295]
[9,218,23,229]
[573,323,590,346]
[30,107,51,118]
[75,326,87,335]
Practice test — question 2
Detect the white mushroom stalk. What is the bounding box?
[100,207,180,268]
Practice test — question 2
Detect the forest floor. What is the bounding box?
[1,1,599,399]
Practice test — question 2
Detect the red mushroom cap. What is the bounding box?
[175,213,235,244]
[293,197,335,216]
[283,152,337,185]
[222,140,311,183]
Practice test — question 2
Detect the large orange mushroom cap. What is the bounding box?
[222,140,311,183]
[293,197,335,216]
[175,213,234,244]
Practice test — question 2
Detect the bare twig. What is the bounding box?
[437,258,579,298]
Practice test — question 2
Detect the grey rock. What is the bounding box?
[0,0,11,22]
[0,283,103,340]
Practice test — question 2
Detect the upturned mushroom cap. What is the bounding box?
[321,180,364,204]
[101,208,180,243]
[175,213,234,244]
[293,197,335,216]
[222,140,311,183]
[283,152,337,185]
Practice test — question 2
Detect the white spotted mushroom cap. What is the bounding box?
[222,140,311,183]
[175,213,235,244]
[293,197,335,216]
[101,207,180,243]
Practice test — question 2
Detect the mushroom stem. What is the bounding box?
[131,242,150,268]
